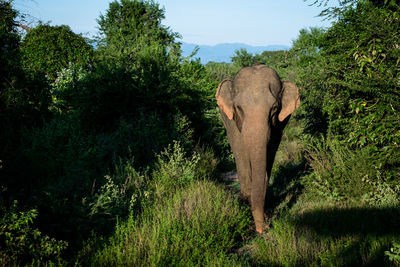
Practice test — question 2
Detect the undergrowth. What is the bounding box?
[244,119,400,266]
[87,142,252,266]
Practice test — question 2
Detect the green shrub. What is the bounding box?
[87,157,150,224]
[231,48,255,68]
[194,145,218,179]
[92,180,251,266]
[21,115,99,191]
[0,201,67,266]
[89,141,251,266]
[20,24,93,80]
[386,241,400,265]
[114,112,195,168]
[205,61,240,82]
[151,141,200,199]
[303,138,399,205]
[49,62,91,113]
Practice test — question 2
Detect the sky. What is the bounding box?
[13,0,334,47]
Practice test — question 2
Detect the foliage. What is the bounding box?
[308,0,398,19]
[288,27,329,136]
[86,157,151,229]
[90,142,251,266]
[0,201,67,266]
[0,0,20,89]
[231,48,255,68]
[50,62,91,113]
[248,203,399,266]
[21,24,93,80]
[2,0,400,265]
[205,61,240,82]
[386,241,400,264]
[294,0,400,204]
[0,0,27,161]
[316,1,400,142]
[97,0,178,51]
[303,138,400,203]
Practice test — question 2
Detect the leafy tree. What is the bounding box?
[0,0,20,91]
[291,27,325,66]
[96,0,179,63]
[297,0,400,192]
[205,62,240,82]
[0,0,21,122]
[288,27,329,135]
[97,0,177,46]
[231,48,254,67]
[79,0,212,131]
[20,24,93,80]
[317,1,400,141]
[255,50,288,68]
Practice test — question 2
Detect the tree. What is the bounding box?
[0,0,20,106]
[231,48,254,67]
[296,1,400,192]
[96,0,179,60]
[307,0,397,18]
[20,24,93,80]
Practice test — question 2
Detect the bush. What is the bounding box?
[386,241,400,265]
[50,62,91,113]
[88,142,251,266]
[303,138,400,205]
[21,115,99,191]
[151,141,200,198]
[85,159,150,223]
[205,61,240,82]
[92,181,250,266]
[0,201,67,266]
[21,24,93,80]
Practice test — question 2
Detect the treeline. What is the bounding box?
[1,0,399,265]
[0,0,230,265]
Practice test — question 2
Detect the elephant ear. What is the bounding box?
[216,79,234,120]
[279,81,300,122]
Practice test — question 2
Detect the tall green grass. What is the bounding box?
[89,142,252,266]
[247,200,399,266]
[303,137,400,205]
[243,119,400,266]
[79,121,399,266]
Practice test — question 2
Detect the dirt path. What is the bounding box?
[222,171,238,182]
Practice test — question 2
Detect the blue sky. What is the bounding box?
[14,0,334,46]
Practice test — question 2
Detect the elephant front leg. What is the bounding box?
[236,155,251,201]
[231,139,252,201]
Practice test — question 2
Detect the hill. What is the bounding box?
[181,42,290,64]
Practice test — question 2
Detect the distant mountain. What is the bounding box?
[181,42,290,64]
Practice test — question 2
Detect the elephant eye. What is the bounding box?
[236,105,244,116]
[234,105,244,132]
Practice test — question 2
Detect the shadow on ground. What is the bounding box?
[293,206,400,237]
[265,158,307,216]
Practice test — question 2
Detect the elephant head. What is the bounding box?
[215,65,300,233]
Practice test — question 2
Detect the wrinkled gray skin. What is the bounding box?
[215,65,300,233]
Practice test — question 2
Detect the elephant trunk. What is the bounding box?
[242,110,270,234]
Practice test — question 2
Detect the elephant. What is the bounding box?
[215,64,300,233]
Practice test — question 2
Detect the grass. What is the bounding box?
[246,198,399,266]
[91,180,252,266]
[88,142,252,266]
[79,119,400,266]
[242,119,400,266]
